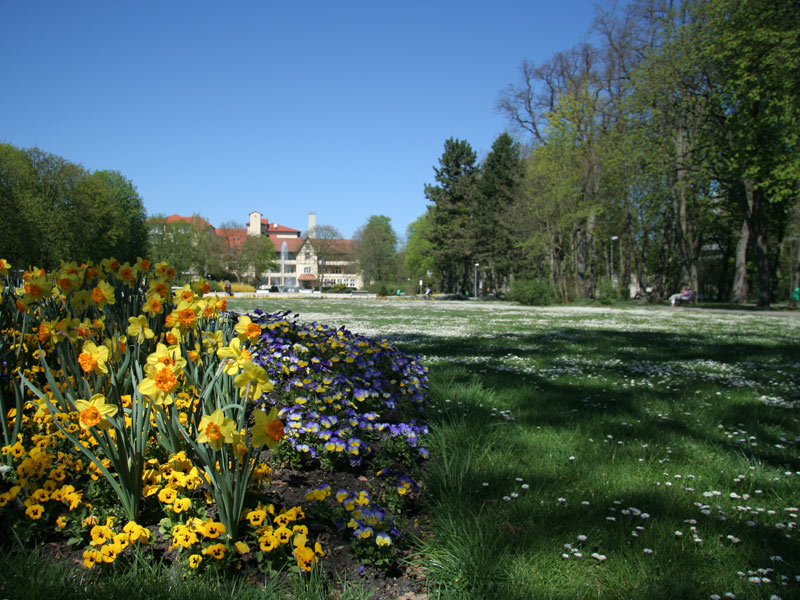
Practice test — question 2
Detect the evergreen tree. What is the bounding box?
[424,138,480,293]
[478,133,524,292]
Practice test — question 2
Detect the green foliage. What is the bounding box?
[508,278,554,306]
[239,235,278,285]
[424,138,481,294]
[354,215,397,286]
[404,212,437,288]
[0,143,147,268]
[146,215,216,281]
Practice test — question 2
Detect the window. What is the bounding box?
[283,265,295,273]
[303,267,311,274]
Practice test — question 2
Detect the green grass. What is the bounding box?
[229,298,800,600]
[7,299,800,599]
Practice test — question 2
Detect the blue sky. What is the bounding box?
[1,0,600,240]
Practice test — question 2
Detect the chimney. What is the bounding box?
[248,211,262,236]
[308,212,317,238]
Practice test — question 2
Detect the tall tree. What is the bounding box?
[424,138,480,293]
[697,0,800,305]
[0,143,147,268]
[404,212,438,289]
[354,215,397,285]
[478,133,524,292]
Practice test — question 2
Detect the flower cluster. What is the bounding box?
[0,257,429,576]
[244,310,429,467]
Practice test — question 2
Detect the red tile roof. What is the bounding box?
[270,237,304,253]
[298,274,317,281]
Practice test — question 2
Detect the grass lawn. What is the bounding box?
[4,298,799,600]
[228,298,800,600]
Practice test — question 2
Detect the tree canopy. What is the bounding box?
[0,143,147,269]
[354,215,397,286]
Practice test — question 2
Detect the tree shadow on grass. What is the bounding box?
[400,327,800,599]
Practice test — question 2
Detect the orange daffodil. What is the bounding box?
[91,280,116,309]
[196,409,237,450]
[251,406,284,448]
[137,343,186,406]
[234,315,263,342]
[78,341,110,375]
[75,394,118,430]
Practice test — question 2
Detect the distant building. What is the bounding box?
[151,211,362,289]
[247,211,362,290]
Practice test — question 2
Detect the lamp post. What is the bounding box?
[610,236,619,286]
[474,262,480,298]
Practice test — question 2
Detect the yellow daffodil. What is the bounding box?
[127,314,155,343]
[202,329,224,354]
[233,361,274,401]
[0,258,10,275]
[216,337,251,375]
[117,262,137,285]
[190,278,211,297]
[196,410,236,450]
[70,289,92,313]
[251,407,284,449]
[75,394,118,430]
[136,257,151,273]
[146,343,187,370]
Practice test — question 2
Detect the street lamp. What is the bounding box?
[474,262,480,299]
[610,236,619,286]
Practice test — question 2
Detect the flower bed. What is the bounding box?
[0,258,428,581]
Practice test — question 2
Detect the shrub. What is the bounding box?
[509,278,554,306]
[231,282,255,293]
[368,282,390,297]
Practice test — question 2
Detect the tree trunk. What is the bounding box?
[672,127,699,294]
[792,240,800,307]
[742,179,772,306]
[730,217,749,304]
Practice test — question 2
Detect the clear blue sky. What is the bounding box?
[1,0,600,240]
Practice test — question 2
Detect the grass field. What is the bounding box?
[4,298,798,599]
[230,298,800,600]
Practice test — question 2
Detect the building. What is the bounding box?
[247,211,362,290]
[151,211,362,289]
